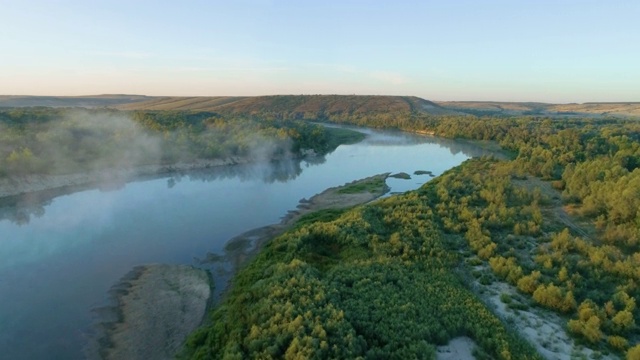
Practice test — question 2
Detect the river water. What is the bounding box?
[0,127,496,359]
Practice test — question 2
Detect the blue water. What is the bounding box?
[0,128,495,359]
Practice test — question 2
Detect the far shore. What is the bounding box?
[0,157,252,200]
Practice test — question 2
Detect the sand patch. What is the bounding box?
[476,276,616,360]
[87,264,211,360]
[436,336,477,360]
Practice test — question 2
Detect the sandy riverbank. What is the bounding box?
[86,264,211,360]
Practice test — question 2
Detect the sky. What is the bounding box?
[0,0,639,102]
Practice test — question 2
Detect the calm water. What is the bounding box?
[0,128,495,359]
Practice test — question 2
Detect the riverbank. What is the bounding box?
[200,173,391,277]
[180,162,542,359]
[0,124,367,200]
[88,173,390,359]
[0,126,485,360]
[86,264,211,360]
[0,157,249,199]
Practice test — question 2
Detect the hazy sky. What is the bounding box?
[1,0,639,102]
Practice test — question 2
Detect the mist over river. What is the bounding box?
[0,127,497,359]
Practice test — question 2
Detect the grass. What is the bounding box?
[324,127,367,149]
[508,302,530,311]
[337,176,387,194]
[293,208,348,229]
[389,172,411,179]
[500,293,513,304]
[414,170,433,175]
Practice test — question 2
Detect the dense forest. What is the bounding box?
[181,171,541,359]
[0,108,363,177]
[420,116,640,357]
[182,110,640,359]
[329,112,640,357]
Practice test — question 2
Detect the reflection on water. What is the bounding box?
[0,156,314,226]
[0,129,502,360]
[0,133,498,226]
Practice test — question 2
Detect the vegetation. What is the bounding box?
[337,176,387,195]
[320,127,366,151]
[348,113,640,356]
[0,108,363,177]
[182,177,541,359]
[183,107,640,358]
[4,100,640,357]
[389,172,411,180]
[117,95,442,117]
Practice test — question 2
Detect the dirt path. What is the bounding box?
[474,276,616,360]
[472,177,612,359]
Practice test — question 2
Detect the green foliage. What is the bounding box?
[337,177,387,195]
[0,108,365,177]
[182,181,542,359]
[500,293,512,304]
[322,127,367,150]
[367,114,640,354]
[6,102,640,356]
[180,109,640,357]
[293,209,348,230]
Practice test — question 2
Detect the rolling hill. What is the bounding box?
[2,94,637,118]
[0,94,155,108]
[115,95,458,116]
[437,101,640,117]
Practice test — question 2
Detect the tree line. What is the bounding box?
[0,108,362,177]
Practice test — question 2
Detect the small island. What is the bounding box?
[414,170,433,176]
[389,172,411,179]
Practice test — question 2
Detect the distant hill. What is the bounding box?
[3,95,637,118]
[437,101,640,118]
[0,95,156,108]
[115,96,246,111]
[0,94,459,116]
[116,95,458,116]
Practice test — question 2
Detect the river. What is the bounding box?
[0,127,497,359]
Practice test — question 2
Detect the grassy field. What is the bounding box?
[437,100,640,117]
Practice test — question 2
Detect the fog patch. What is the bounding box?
[39,110,162,182]
[246,132,292,163]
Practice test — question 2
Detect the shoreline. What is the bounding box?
[89,173,390,359]
[0,157,251,200]
[200,173,391,304]
[85,264,211,360]
[201,172,391,275]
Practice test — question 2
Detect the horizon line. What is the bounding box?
[1,94,639,105]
